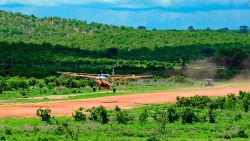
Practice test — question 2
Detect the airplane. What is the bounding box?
[57,71,153,93]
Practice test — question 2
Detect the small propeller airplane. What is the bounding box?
[57,71,153,93]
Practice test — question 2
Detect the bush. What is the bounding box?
[213,97,226,110]
[116,110,130,124]
[153,109,168,133]
[87,106,109,124]
[181,108,196,124]
[208,109,216,123]
[114,105,121,112]
[242,97,250,112]
[167,106,179,123]
[167,75,192,84]
[225,93,237,109]
[72,107,86,122]
[20,90,29,97]
[139,109,148,124]
[4,127,12,135]
[147,137,161,141]
[28,77,38,86]
[176,96,211,109]
[36,108,53,123]
[237,130,248,138]
[44,76,57,84]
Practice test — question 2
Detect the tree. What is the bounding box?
[107,48,118,57]
[213,47,248,69]
[188,26,195,31]
[3,56,11,75]
[138,26,146,30]
[239,25,249,33]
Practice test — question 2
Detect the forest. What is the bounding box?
[0,10,249,79]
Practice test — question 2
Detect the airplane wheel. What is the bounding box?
[93,87,96,92]
[113,88,116,93]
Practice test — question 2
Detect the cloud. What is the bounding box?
[0,0,248,9]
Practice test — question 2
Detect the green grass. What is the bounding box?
[0,80,219,103]
[0,103,249,141]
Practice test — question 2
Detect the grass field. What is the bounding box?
[0,79,222,103]
[0,100,249,141]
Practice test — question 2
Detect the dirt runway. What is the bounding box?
[0,83,250,118]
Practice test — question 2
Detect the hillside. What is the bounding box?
[0,10,250,78]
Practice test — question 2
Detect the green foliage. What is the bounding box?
[0,11,249,78]
[208,109,216,123]
[146,137,161,141]
[167,106,179,123]
[36,108,53,123]
[139,109,148,124]
[116,110,130,125]
[167,75,193,84]
[153,109,168,133]
[72,107,86,122]
[87,106,109,124]
[181,107,196,124]
[19,90,29,97]
[176,95,211,109]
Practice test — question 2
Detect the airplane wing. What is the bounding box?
[57,71,98,79]
[109,74,153,80]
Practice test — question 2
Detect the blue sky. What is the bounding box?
[0,0,249,29]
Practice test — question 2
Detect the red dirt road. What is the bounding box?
[0,83,250,118]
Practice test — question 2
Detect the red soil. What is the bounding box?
[0,83,249,118]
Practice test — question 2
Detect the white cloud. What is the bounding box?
[0,0,247,8]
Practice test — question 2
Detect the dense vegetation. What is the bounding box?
[0,10,250,78]
[0,91,249,140]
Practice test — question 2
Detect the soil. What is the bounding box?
[0,82,249,118]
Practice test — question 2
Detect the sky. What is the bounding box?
[0,0,249,29]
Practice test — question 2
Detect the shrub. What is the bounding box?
[44,76,57,85]
[116,110,130,124]
[87,106,109,124]
[237,130,248,138]
[114,105,121,112]
[225,93,237,109]
[139,109,148,124]
[167,75,192,84]
[242,97,250,112]
[20,90,29,97]
[208,109,216,123]
[213,97,226,110]
[72,107,86,122]
[147,137,161,141]
[181,108,196,124]
[36,108,53,123]
[153,109,168,133]
[28,77,38,86]
[167,106,179,123]
[234,113,242,121]
[4,127,12,135]
[176,96,211,109]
